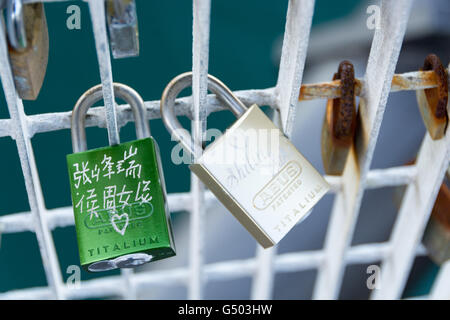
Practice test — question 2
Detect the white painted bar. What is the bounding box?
[313,0,413,299]
[87,0,120,146]
[0,242,427,300]
[0,64,439,139]
[189,0,211,300]
[0,167,420,235]
[251,0,316,301]
[0,18,64,299]
[87,0,136,299]
[372,130,450,299]
[276,0,315,136]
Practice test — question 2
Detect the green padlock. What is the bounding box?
[67,83,175,272]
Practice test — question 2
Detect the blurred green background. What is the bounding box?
[5,0,436,298]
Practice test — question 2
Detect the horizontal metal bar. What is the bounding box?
[0,165,419,234]
[0,242,427,300]
[365,165,417,189]
[0,88,277,139]
[0,191,215,233]
[0,68,440,139]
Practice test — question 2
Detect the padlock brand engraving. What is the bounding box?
[190,105,330,248]
[83,202,153,229]
[253,161,302,210]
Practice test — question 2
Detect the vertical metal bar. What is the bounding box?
[88,0,120,146]
[314,0,413,299]
[372,132,450,299]
[189,0,211,299]
[275,0,315,136]
[251,246,276,299]
[88,0,135,299]
[430,260,450,300]
[0,17,64,299]
[251,0,316,300]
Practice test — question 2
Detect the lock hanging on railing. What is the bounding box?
[422,180,450,265]
[321,60,357,175]
[105,0,139,59]
[161,72,330,248]
[6,0,49,100]
[416,54,448,140]
[67,83,175,272]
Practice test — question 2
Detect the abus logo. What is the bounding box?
[252,161,302,210]
[84,202,153,229]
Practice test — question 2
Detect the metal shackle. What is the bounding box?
[71,83,150,153]
[160,72,248,156]
[6,0,27,50]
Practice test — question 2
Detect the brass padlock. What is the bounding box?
[321,61,357,175]
[6,0,49,100]
[422,179,450,265]
[160,72,330,248]
[416,54,448,140]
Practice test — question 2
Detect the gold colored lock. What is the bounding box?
[394,161,449,265]
[161,72,330,248]
[7,0,49,100]
[321,61,357,175]
[416,54,448,140]
[422,178,450,265]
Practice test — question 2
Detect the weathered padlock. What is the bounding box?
[161,72,330,248]
[422,180,450,265]
[6,0,49,100]
[321,61,357,175]
[67,83,175,272]
[416,54,448,140]
[105,0,139,59]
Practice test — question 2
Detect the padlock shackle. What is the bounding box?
[71,83,150,153]
[6,0,27,51]
[160,72,248,157]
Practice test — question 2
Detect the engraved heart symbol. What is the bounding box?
[111,213,129,236]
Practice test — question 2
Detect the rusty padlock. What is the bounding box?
[416,54,448,140]
[6,0,49,100]
[321,61,357,175]
[422,177,450,265]
[394,161,450,265]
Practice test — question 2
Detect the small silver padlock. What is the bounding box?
[105,0,139,59]
[161,72,329,248]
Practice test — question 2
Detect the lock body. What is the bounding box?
[190,105,329,248]
[422,184,450,265]
[9,3,48,100]
[105,0,139,59]
[67,138,175,272]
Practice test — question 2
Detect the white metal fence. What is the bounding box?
[0,0,449,300]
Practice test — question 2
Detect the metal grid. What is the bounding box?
[0,0,449,300]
